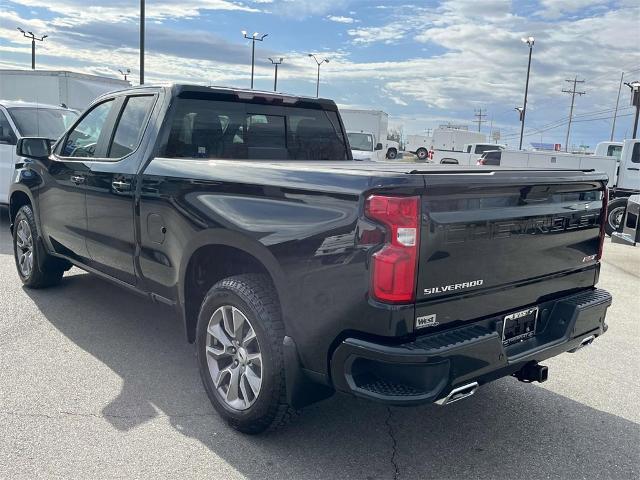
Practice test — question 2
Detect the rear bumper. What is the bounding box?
[330,288,611,405]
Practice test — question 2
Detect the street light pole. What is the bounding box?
[119,68,131,82]
[519,36,534,150]
[140,0,145,85]
[17,28,48,70]
[308,54,329,98]
[242,31,268,89]
[268,58,283,92]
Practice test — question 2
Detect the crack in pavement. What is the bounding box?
[385,406,400,480]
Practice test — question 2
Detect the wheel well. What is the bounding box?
[183,245,273,343]
[9,191,31,223]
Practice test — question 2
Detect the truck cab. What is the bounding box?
[346,131,384,161]
[594,141,624,160]
[0,100,77,204]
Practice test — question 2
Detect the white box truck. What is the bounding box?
[0,70,130,111]
[340,109,397,161]
[406,128,487,161]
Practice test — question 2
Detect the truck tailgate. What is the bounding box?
[417,171,606,307]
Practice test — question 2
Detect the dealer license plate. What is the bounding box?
[502,307,538,347]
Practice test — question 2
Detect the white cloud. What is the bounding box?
[327,15,356,24]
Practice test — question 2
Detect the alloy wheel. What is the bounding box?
[205,305,263,411]
[15,219,34,278]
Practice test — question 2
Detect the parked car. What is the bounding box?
[10,84,612,434]
[0,100,78,205]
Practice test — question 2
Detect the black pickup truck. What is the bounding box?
[10,85,612,433]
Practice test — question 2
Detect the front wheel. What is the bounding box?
[605,197,627,236]
[196,274,296,434]
[387,148,397,160]
[13,205,65,288]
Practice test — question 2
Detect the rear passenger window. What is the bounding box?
[632,143,640,164]
[162,97,348,160]
[108,95,155,158]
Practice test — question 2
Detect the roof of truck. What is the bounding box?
[99,83,339,109]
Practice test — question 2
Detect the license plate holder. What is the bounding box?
[502,307,538,347]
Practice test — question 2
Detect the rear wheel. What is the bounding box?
[13,205,64,288]
[605,197,627,236]
[416,148,428,161]
[196,274,296,434]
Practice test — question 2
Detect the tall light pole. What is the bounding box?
[268,57,283,92]
[625,81,640,139]
[119,68,131,82]
[242,31,268,89]
[140,0,145,85]
[611,72,624,141]
[308,54,329,98]
[519,36,534,150]
[17,28,48,70]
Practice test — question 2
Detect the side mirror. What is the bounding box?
[16,137,53,160]
[375,143,383,151]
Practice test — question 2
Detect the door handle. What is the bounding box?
[112,180,132,191]
[627,167,639,171]
[70,175,85,184]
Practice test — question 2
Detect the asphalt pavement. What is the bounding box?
[0,207,638,479]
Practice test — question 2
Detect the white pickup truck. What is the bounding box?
[431,143,506,164]
[476,140,640,235]
[0,100,78,204]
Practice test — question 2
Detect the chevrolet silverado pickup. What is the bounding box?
[10,85,612,434]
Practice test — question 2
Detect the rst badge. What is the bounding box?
[416,314,438,329]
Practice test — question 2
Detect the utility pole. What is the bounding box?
[611,72,624,141]
[140,0,145,85]
[562,76,585,152]
[268,58,283,92]
[519,36,534,150]
[625,81,640,139]
[17,28,47,69]
[474,108,487,133]
[242,31,268,89]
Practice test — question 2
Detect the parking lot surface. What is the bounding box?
[0,208,638,480]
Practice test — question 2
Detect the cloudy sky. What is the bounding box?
[1,0,639,148]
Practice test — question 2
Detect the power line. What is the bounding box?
[562,76,586,151]
[473,108,487,133]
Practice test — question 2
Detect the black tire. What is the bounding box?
[387,148,397,160]
[195,274,296,434]
[605,197,627,236]
[12,205,64,288]
[416,148,428,161]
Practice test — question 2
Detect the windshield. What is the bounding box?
[347,132,373,151]
[8,107,78,139]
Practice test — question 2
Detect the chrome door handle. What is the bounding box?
[70,175,85,184]
[112,180,131,191]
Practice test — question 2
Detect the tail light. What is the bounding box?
[365,195,420,303]
[597,188,608,260]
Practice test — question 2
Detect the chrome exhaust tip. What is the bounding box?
[580,335,595,347]
[435,382,479,406]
